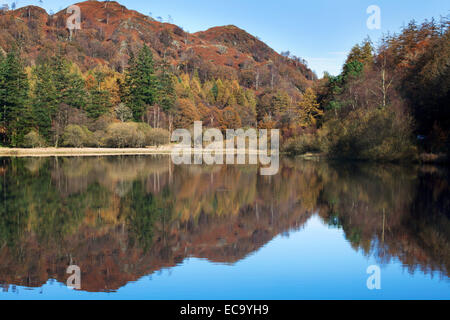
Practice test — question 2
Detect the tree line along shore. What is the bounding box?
[1,13,448,163]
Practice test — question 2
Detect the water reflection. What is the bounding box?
[0,156,448,294]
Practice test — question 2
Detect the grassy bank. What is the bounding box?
[0,146,267,157]
[0,147,175,157]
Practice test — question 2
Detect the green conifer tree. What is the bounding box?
[125,45,158,121]
[0,50,30,146]
[85,71,111,119]
[157,59,176,113]
[32,63,58,141]
[0,52,6,145]
[51,53,86,110]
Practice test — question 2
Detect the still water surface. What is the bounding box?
[0,156,448,299]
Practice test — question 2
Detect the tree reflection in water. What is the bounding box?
[0,156,448,292]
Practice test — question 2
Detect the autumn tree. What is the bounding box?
[297,88,323,127]
[220,106,242,130]
[174,98,200,128]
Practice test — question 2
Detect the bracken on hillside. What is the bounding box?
[0,1,315,95]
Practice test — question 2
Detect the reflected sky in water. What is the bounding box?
[0,156,449,299]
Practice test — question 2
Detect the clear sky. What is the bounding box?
[5,0,450,76]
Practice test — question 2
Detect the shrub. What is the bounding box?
[137,123,167,146]
[282,134,320,156]
[22,131,46,148]
[105,122,145,148]
[137,122,152,138]
[145,128,170,146]
[82,127,98,147]
[89,113,116,132]
[320,108,417,161]
[62,125,95,147]
[92,130,106,147]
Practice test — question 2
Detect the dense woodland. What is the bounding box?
[286,17,450,161]
[0,2,449,162]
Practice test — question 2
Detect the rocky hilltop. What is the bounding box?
[0,1,315,95]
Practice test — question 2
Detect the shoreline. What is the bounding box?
[0,146,267,157]
[0,147,174,157]
[2,148,446,165]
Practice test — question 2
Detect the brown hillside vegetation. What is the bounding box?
[0,1,319,149]
[1,1,447,161]
[0,1,314,92]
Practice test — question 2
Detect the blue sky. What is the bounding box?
[5,0,450,76]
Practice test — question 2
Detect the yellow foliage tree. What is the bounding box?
[297,88,323,127]
[174,98,200,128]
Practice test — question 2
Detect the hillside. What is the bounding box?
[2,1,447,158]
[0,1,315,93]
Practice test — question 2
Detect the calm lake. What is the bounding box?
[0,156,448,300]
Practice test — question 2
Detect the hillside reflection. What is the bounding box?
[0,156,448,292]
